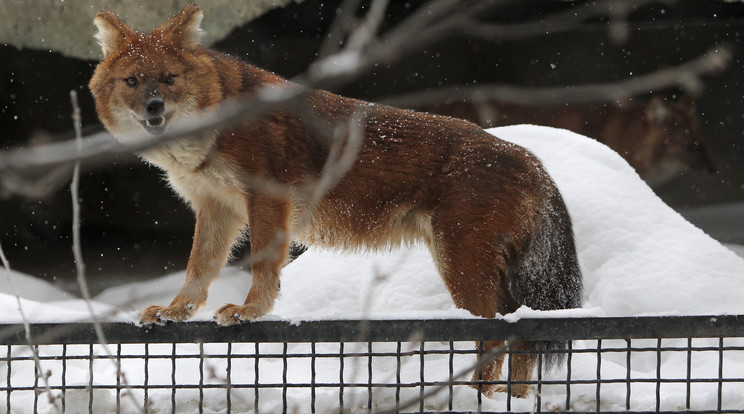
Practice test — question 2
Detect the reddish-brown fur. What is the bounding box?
[89,6,582,398]
[427,97,714,187]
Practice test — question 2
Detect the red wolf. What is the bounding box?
[88,5,582,397]
[426,96,715,187]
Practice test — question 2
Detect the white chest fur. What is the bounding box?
[143,137,249,223]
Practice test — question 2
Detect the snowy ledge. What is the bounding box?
[1,315,741,345]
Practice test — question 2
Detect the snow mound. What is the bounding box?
[495,125,744,316]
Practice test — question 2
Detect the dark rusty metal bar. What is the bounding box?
[0,315,741,346]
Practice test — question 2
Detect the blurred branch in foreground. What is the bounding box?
[383,45,731,109]
[0,0,730,200]
[459,0,668,44]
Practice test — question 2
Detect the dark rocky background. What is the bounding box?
[1,0,743,295]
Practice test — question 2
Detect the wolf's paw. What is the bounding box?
[214,303,265,326]
[139,302,197,325]
[476,383,530,399]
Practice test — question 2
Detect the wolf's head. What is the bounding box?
[89,6,215,141]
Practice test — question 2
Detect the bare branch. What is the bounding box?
[0,241,63,412]
[375,340,512,414]
[317,0,365,58]
[69,90,146,414]
[69,90,102,337]
[0,165,74,199]
[0,0,486,195]
[0,85,300,174]
[459,0,666,43]
[307,0,493,86]
[345,0,391,51]
[383,45,732,109]
[234,108,366,270]
[307,111,365,204]
[0,0,713,201]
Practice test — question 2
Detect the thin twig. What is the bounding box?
[375,340,513,414]
[0,41,727,191]
[0,242,63,412]
[0,0,499,179]
[234,108,366,270]
[0,0,724,200]
[383,44,731,109]
[459,0,666,43]
[345,0,391,51]
[69,90,146,414]
[69,90,107,341]
[317,0,365,58]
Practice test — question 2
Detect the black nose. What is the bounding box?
[145,97,164,116]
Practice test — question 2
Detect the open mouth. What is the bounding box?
[137,114,171,136]
[144,116,164,128]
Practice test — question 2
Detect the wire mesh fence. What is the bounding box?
[0,316,742,413]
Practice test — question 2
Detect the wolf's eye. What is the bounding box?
[165,74,177,85]
[125,77,138,87]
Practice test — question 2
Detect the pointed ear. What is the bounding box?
[93,11,134,59]
[160,5,204,49]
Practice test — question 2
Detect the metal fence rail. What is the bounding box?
[0,316,742,413]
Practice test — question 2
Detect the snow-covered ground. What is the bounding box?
[2,125,743,412]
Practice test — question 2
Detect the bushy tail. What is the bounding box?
[513,186,583,368]
[536,338,572,369]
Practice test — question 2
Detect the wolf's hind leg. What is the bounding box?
[474,340,536,398]
[431,211,535,397]
[471,340,506,396]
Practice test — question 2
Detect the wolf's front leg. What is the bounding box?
[215,195,290,326]
[140,201,246,325]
